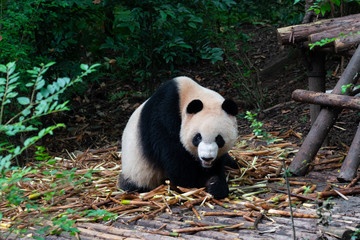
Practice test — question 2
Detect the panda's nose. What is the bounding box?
[201,157,214,162]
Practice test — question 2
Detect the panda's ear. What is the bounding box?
[187,99,203,114]
[222,99,238,116]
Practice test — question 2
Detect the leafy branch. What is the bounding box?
[0,62,100,174]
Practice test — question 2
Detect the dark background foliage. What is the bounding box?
[0,0,305,91]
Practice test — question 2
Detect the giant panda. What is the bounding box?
[117,76,238,199]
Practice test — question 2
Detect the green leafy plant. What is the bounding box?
[0,62,100,174]
[352,228,360,239]
[1,0,305,95]
[101,1,236,89]
[342,83,356,94]
[294,0,360,17]
[0,1,107,73]
[0,61,100,238]
[308,0,340,16]
[244,111,275,144]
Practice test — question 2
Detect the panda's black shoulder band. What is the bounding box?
[222,99,238,116]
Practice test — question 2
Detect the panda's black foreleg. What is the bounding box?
[206,175,229,199]
[222,153,240,169]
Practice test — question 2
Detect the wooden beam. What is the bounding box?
[292,90,360,110]
[289,44,360,176]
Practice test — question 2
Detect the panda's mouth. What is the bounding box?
[199,157,215,168]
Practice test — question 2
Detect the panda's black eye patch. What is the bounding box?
[215,135,225,148]
[192,133,202,147]
[187,99,203,114]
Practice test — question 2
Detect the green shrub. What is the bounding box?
[0,61,100,174]
[0,0,305,96]
[0,1,105,75]
[100,1,237,89]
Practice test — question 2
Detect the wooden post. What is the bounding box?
[308,51,326,124]
[337,122,360,182]
[289,44,360,176]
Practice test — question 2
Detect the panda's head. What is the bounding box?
[180,98,238,168]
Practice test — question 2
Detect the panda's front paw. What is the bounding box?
[206,176,229,199]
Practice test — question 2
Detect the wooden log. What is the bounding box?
[335,34,360,53]
[289,44,360,176]
[337,122,360,182]
[308,22,360,44]
[292,90,360,110]
[277,13,360,45]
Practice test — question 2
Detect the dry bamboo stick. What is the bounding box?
[346,173,360,188]
[203,211,258,217]
[273,189,319,202]
[172,222,245,233]
[77,227,126,240]
[308,186,360,199]
[268,209,318,218]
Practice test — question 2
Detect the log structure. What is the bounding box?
[277,13,360,180]
[289,44,360,176]
[278,13,360,52]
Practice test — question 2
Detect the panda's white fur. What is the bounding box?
[118,76,238,199]
[121,102,166,189]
